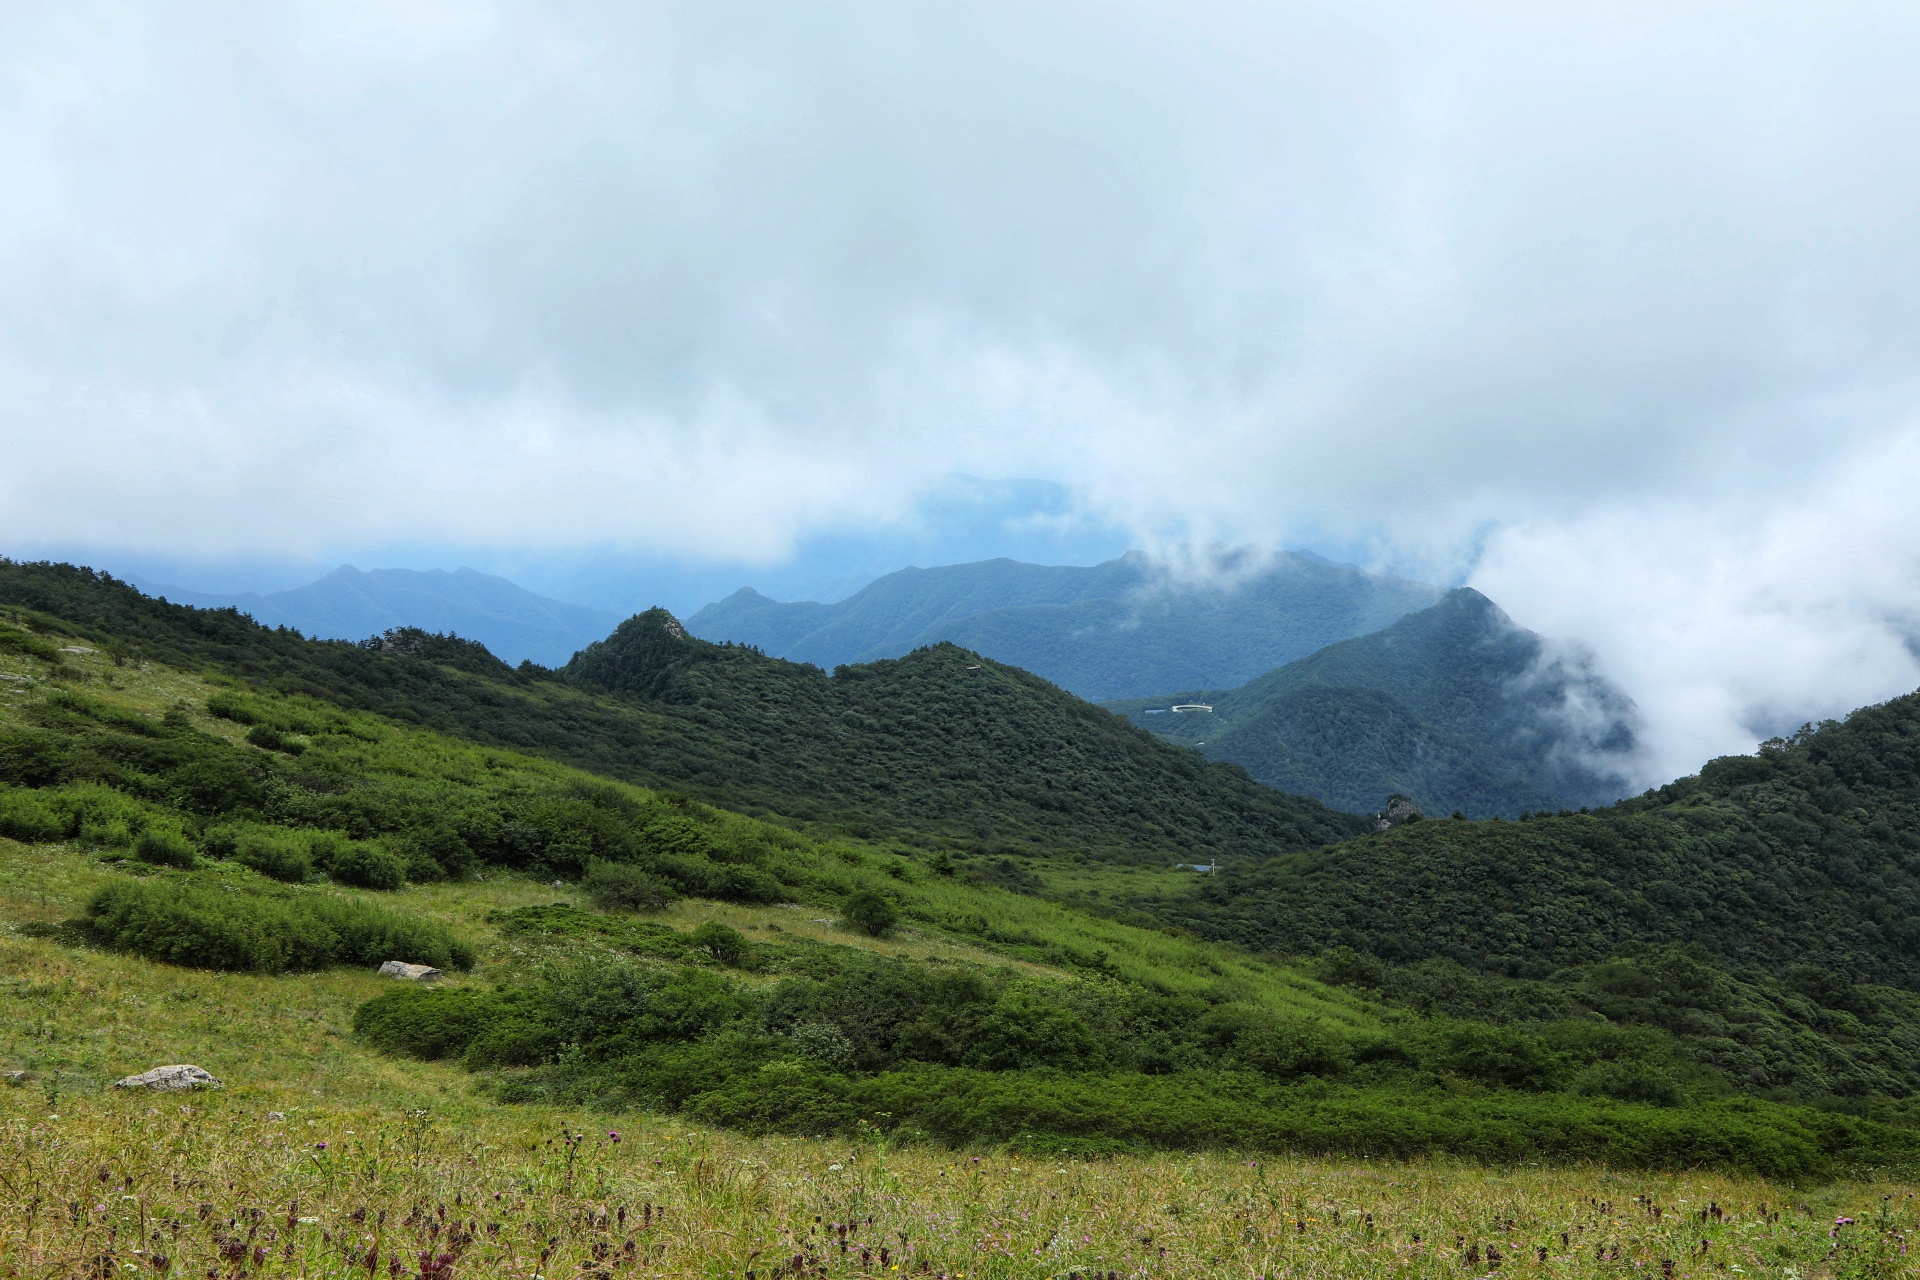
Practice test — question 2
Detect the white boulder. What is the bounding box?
[114,1065,222,1091]
[378,960,444,981]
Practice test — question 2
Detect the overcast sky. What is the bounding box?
[5,0,1920,782]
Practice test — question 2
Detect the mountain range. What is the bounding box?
[1107,588,1638,817]
[112,553,1634,817]
[132,565,618,667]
[685,550,1441,702]
[0,562,1360,861]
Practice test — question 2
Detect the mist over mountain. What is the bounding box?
[687,551,1441,701]
[1108,589,1637,817]
[132,566,617,668]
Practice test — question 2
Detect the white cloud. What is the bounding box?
[1472,428,1920,786]
[5,0,1920,772]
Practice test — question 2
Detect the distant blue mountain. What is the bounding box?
[686,551,1441,701]
[132,566,617,668]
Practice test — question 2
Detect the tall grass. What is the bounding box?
[0,1090,1912,1280]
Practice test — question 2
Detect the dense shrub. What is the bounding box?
[0,729,66,787]
[326,840,407,891]
[85,877,473,974]
[245,724,303,755]
[396,826,474,881]
[582,859,677,912]
[0,787,66,842]
[690,921,747,965]
[355,987,508,1058]
[204,690,258,724]
[687,1069,1913,1182]
[0,623,63,663]
[212,826,311,883]
[133,828,198,869]
[844,890,897,937]
[349,943,1916,1178]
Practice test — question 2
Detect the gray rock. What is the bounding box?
[4,1069,34,1086]
[114,1065,222,1091]
[378,960,444,981]
[1375,795,1425,831]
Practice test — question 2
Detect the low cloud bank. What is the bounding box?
[1472,429,1920,788]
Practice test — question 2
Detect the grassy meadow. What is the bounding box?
[3,836,1918,1278]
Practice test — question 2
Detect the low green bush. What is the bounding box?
[353,942,1920,1178]
[212,826,311,883]
[686,1069,1912,1183]
[0,624,63,663]
[85,877,474,974]
[244,724,303,755]
[0,787,66,842]
[844,889,897,937]
[690,921,748,965]
[133,828,198,869]
[355,986,507,1059]
[204,690,258,724]
[326,841,407,891]
[62,783,151,848]
[354,985,557,1068]
[582,859,677,912]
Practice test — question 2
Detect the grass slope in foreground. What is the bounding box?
[3,845,1919,1280]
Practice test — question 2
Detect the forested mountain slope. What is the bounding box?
[1160,690,1920,988]
[0,561,1364,860]
[687,551,1440,701]
[136,565,618,667]
[1108,589,1637,816]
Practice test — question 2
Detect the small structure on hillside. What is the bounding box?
[1171,703,1213,713]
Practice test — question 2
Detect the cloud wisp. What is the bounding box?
[1473,428,1920,787]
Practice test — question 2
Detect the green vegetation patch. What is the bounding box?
[84,876,474,974]
[353,944,1920,1179]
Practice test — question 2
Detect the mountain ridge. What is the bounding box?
[1107,588,1637,817]
[132,565,617,667]
[686,551,1442,701]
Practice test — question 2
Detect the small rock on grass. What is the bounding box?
[378,960,444,981]
[114,1065,222,1091]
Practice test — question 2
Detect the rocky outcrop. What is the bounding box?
[114,1065,222,1091]
[1374,795,1424,831]
[378,960,444,981]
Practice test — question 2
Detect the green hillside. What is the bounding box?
[0,630,1911,1179]
[1108,588,1636,817]
[1137,691,1920,1100]
[688,551,1440,701]
[0,561,1363,862]
[10,557,1920,1182]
